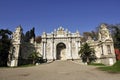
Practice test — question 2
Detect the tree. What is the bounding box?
[79,43,96,64]
[35,36,42,43]
[0,29,12,66]
[109,24,120,49]
[24,31,30,42]
[30,27,35,39]
[91,31,98,40]
[28,51,40,64]
[24,27,35,42]
[82,32,92,42]
[82,31,98,42]
[112,26,120,49]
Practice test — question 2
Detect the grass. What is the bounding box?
[99,61,120,73]
[89,63,105,66]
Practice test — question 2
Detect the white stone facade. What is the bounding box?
[39,27,81,60]
[86,24,116,65]
[8,26,23,67]
[8,24,116,66]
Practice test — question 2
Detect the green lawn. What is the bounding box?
[89,63,105,66]
[99,61,120,73]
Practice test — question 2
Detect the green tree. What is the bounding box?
[35,36,42,43]
[82,31,98,42]
[79,43,96,64]
[91,31,98,40]
[24,31,30,42]
[24,27,35,42]
[82,32,92,42]
[0,29,12,66]
[103,24,120,49]
[29,51,39,64]
[109,24,120,49]
[30,27,35,39]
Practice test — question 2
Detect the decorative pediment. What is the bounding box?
[56,26,66,36]
[12,26,23,44]
[98,24,112,42]
[41,26,80,38]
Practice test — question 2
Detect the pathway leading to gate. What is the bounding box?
[0,61,120,80]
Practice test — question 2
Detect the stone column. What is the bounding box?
[52,39,55,60]
[9,44,20,67]
[43,42,46,59]
[54,42,56,60]
[69,38,73,60]
[76,41,79,59]
[15,45,20,66]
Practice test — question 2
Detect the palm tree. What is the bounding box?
[79,43,96,64]
[29,51,39,64]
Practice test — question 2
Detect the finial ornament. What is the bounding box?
[98,24,110,41]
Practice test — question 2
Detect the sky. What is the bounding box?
[0,0,120,36]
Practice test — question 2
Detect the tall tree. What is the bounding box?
[24,27,35,42]
[82,31,98,42]
[91,31,98,40]
[28,51,39,64]
[0,29,12,66]
[24,31,30,42]
[109,24,120,49]
[35,36,42,43]
[30,27,35,38]
[83,32,92,41]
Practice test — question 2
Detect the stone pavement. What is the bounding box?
[0,61,120,80]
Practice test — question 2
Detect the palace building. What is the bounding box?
[7,24,116,67]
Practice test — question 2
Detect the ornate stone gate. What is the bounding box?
[41,27,81,60]
[8,24,116,67]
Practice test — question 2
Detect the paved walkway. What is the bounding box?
[0,61,120,80]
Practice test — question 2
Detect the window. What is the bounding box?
[107,45,111,54]
[101,45,104,55]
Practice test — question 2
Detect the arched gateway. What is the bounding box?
[56,43,66,60]
[41,26,81,60]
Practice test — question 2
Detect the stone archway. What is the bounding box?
[56,43,66,60]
